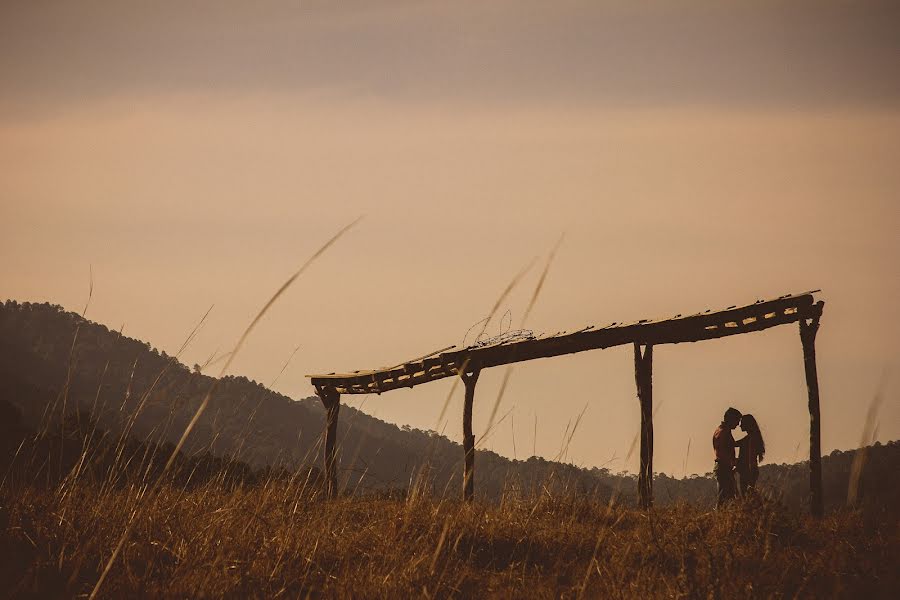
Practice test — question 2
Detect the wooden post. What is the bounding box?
[800,301,824,517]
[634,343,654,509]
[316,385,341,498]
[461,365,481,502]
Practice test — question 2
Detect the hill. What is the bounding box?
[0,301,615,502]
[1,300,897,513]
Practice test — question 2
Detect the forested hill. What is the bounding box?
[0,301,614,501]
[1,300,897,513]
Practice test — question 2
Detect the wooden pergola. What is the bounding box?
[308,291,826,515]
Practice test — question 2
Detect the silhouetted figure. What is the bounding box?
[713,407,742,507]
[736,413,765,495]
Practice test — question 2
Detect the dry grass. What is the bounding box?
[2,474,896,599]
[2,239,895,598]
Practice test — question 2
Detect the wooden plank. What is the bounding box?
[422,356,445,371]
[461,368,481,502]
[635,343,653,509]
[309,292,820,393]
[800,301,825,517]
[402,362,424,376]
[315,386,341,498]
[388,345,456,369]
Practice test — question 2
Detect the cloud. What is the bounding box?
[1,0,899,118]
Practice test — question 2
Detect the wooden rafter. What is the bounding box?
[308,291,822,395]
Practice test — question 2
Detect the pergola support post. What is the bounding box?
[634,343,654,509]
[461,366,481,502]
[316,385,341,498]
[800,301,825,517]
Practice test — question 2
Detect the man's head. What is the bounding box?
[723,407,742,429]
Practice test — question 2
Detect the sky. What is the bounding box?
[1,0,898,476]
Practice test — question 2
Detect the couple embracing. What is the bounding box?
[712,407,766,507]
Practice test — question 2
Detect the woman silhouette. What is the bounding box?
[736,414,765,495]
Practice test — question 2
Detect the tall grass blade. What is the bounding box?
[482,235,563,437]
[89,216,362,600]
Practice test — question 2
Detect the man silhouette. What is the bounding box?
[713,407,742,507]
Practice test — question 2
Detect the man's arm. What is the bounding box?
[726,432,737,467]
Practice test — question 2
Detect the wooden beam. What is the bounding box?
[316,385,341,498]
[461,366,481,502]
[310,293,818,394]
[475,297,812,368]
[800,301,825,517]
[634,343,654,509]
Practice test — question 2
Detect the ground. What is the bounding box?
[2,478,896,599]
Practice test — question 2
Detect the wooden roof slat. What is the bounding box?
[309,291,822,393]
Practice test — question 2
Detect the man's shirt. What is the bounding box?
[713,423,736,467]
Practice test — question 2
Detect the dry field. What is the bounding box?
[2,473,896,599]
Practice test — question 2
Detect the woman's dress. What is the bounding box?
[736,436,759,494]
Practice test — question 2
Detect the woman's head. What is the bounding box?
[740,414,765,461]
[739,413,756,432]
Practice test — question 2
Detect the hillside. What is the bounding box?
[1,300,897,513]
[1,300,898,598]
[0,301,615,502]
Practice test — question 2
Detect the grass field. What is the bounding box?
[2,474,897,599]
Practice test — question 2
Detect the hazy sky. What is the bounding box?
[2,0,898,476]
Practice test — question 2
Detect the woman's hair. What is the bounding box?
[741,414,765,462]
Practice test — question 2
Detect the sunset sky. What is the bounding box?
[2,0,898,476]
